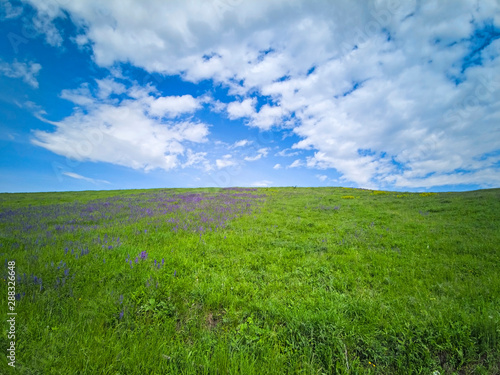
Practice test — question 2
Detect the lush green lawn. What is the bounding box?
[0,187,499,374]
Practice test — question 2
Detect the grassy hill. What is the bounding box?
[1,187,499,374]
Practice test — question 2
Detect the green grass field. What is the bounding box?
[0,187,499,374]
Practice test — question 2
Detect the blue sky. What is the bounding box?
[1,0,499,193]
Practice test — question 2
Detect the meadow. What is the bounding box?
[0,186,499,374]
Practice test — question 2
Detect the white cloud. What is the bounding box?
[16,100,46,116]
[96,78,127,100]
[251,180,273,187]
[244,147,269,161]
[62,172,110,184]
[316,174,327,182]
[25,0,64,46]
[148,94,201,118]
[244,155,261,162]
[32,78,209,172]
[0,59,41,88]
[209,99,227,113]
[257,148,269,157]
[60,84,94,106]
[23,0,500,188]
[182,149,212,171]
[232,139,252,148]
[275,148,300,157]
[215,154,236,169]
[273,163,282,169]
[74,34,89,47]
[288,159,304,168]
[392,168,500,189]
[1,0,23,19]
[249,104,286,130]
[227,98,256,119]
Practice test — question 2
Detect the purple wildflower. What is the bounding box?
[119,309,124,319]
[135,257,138,264]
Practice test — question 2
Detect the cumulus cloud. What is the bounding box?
[273,163,282,169]
[249,104,285,130]
[316,174,328,182]
[148,95,201,118]
[215,154,236,169]
[0,59,42,88]
[227,98,256,120]
[226,99,285,129]
[23,0,500,188]
[32,78,209,172]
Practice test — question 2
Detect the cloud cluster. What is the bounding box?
[215,154,236,169]
[1,0,23,19]
[32,79,210,171]
[0,59,41,88]
[23,0,500,188]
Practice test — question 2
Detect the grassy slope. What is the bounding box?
[0,187,499,374]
